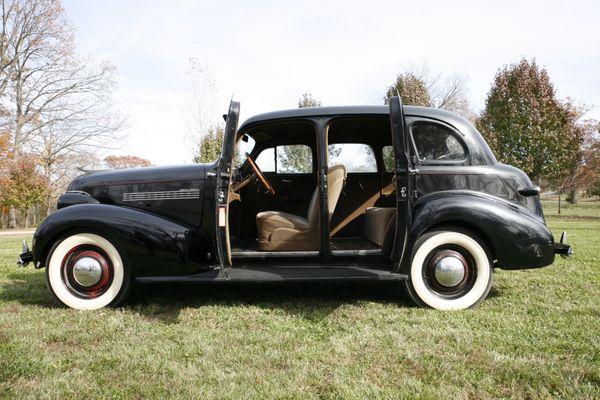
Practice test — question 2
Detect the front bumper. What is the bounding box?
[553,231,573,258]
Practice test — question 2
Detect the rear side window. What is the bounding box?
[328,143,377,173]
[255,145,313,173]
[412,122,466,162]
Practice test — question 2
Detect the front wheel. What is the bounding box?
[403,230,493,310]
[45,232,131,310]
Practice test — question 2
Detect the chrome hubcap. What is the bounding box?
[72,257,103,287]
[434,255,466,287]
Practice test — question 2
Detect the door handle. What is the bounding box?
[281,179,292,183]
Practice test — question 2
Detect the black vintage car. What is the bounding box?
[18,97,572,310]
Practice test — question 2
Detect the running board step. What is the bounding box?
[136,266,408,283]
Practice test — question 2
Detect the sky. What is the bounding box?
[63,0,600,165]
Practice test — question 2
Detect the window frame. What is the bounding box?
[408,119,469,165]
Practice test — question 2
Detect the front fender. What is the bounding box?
[33,204,213,277]
[411,192,555,270]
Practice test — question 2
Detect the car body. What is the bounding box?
[18,97,572,310]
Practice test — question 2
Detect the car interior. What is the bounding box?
[227,116,397,259]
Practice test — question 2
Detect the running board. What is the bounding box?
[136,266,407,283]
[231,250,319,259]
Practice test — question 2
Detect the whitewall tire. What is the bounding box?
[404,230,493,310]
[45,232,130,310]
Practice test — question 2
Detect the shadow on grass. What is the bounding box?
[127,280,412,324]
[0,270,414,324]
[0,270,55,308]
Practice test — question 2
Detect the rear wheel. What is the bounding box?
[403,229,493,310]
[45,232,131,310]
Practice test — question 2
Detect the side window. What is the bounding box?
[411,122,466,162]
[255,145,313,173]
[382,146,394,172]
[328,143,377,173]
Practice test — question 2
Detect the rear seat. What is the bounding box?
[363,207,396,247]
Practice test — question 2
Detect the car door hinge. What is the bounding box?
[412,190,418,199]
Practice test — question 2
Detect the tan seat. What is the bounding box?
[256,165,347,251]
[363,207,396,247]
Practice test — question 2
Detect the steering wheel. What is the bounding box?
[246,154,276,195]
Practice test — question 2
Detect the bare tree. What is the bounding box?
[0,0,124,225]
[430,73,474,119]
[183,58,222,161]
[298,92,321,108]
[385,64,475,121]
[104,155,152,169]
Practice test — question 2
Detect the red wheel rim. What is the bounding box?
[61,245,113,299]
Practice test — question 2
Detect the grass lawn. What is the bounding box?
[1,206,599,399]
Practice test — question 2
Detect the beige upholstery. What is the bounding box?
[256,165,347,251]
[363,207,396,247]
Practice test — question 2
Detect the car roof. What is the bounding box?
[239,105,465,130]
[237,104,497,166]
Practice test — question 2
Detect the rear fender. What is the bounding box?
[410,192,555,270]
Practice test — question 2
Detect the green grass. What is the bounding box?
[1,206,599,399]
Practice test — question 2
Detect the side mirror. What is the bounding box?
[518,186,540,197]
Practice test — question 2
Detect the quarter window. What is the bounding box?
[412,122,466,162]
[328,143,377,173]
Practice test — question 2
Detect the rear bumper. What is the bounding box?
[553,231,573,258]
[553,242,573,258]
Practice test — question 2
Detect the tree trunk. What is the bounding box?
[569,189,577,205]
[8,206,17,229]
[558,189,561,215]
[33,205,38,228]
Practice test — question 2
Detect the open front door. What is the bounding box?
[215,100,240,277]
[389,96,413,271]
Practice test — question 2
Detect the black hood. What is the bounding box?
[68,163,211,192]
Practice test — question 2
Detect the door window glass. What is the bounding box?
[328,143,377,172]
[412,122,466,162]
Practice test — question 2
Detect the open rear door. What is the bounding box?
[215,100,240,277]
[388,96,413,271]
